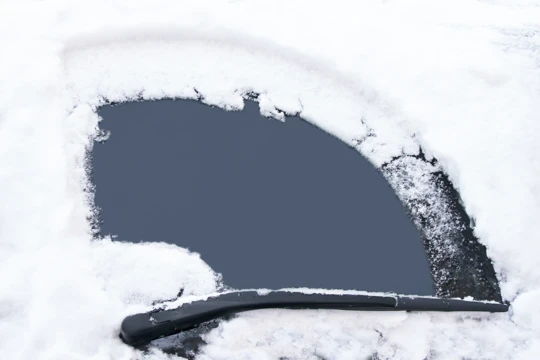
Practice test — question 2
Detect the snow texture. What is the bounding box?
[1,0,539,359]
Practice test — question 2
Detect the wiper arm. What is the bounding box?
[120,290,508,347]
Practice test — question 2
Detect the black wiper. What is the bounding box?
[120,290,508,347]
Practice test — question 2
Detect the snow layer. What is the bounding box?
[1,0,539,359]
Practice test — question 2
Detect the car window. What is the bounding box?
[91,99,434,295]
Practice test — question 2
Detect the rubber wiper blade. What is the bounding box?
[120,291,509,347]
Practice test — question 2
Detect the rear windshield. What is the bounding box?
[91,99,434,295]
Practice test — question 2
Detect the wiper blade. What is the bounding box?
[120,290,508,347]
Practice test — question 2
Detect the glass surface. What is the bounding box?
[92,99,435,295]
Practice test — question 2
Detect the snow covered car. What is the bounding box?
[3,2,538,359]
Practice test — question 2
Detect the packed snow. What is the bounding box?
[1,0,540,359]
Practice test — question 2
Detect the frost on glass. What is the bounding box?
[382,155,501,301]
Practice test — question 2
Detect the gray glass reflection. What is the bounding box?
[92,99,434,295]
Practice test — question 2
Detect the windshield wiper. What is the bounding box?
[120,290,508,347]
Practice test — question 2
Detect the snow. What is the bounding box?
[1,0,540,359]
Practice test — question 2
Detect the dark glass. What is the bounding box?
[92,99,434,295]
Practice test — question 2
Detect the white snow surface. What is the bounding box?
[1,0,540,359]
